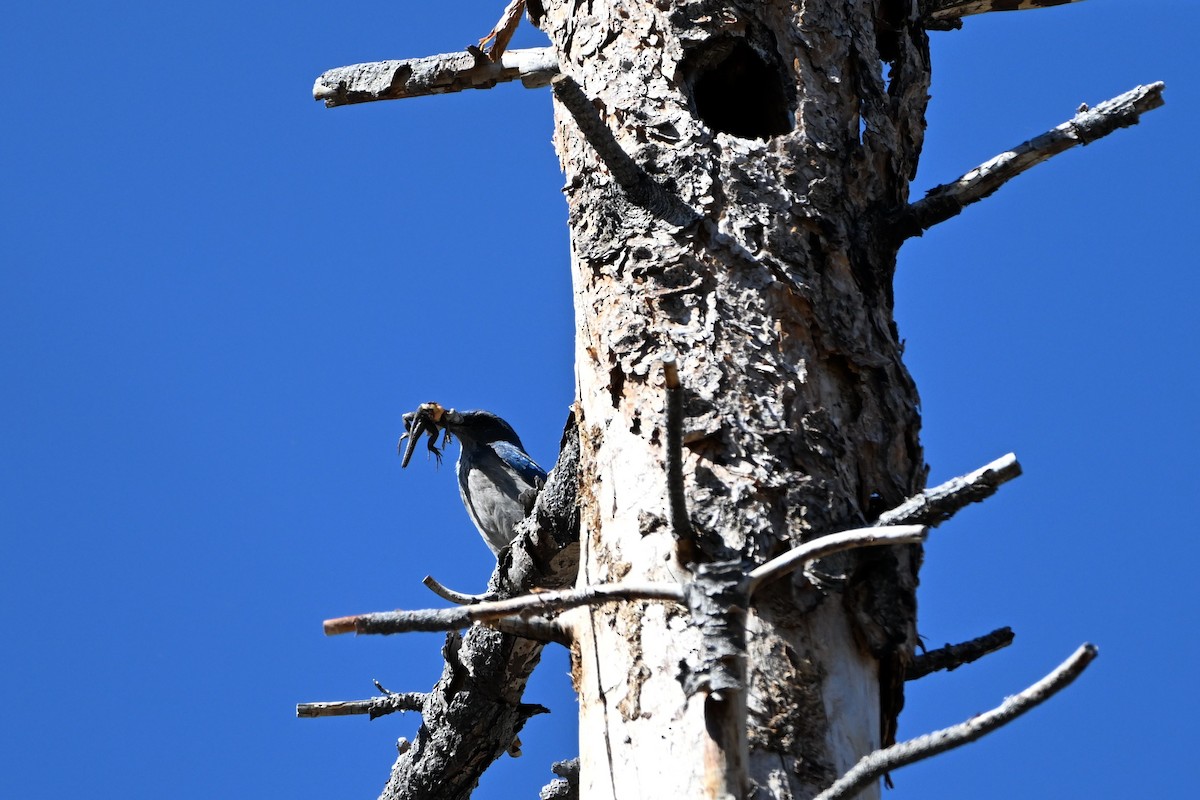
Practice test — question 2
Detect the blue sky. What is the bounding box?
[2,2,1195,798]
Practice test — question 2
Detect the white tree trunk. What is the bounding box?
[540,1,931,798]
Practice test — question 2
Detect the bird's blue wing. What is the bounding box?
[491,441,547,485]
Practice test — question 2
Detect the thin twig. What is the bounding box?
[313,46,559,108]
[815,643,1099,800]
[908,627,1015,681]
[921,0,1084,30]
[297,691,424,720]
[324,582,685,636]
[877,453,1022,528]
[663,355,696,561]
[423,575,493,605]
[477,0,525,61]
[896,82,1165,239]
[746,525,927,596]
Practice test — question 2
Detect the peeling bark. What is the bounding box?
[539,1,930,797]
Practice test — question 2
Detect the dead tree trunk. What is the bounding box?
[542,3,927,797]
[304,2,1160,798]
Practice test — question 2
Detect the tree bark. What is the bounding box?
[539,1,930,798]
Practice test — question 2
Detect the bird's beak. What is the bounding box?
[398,402,446,468]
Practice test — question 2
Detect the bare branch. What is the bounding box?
[477,0,525,61]
[922,0,1085,31]
[908,627,1015,681]
[423,575,492,605]
[876,453,1022,528]
[324,582,685,636]
[297,691,424,720]
[549,74,644,191]
[746,525,927,596]
[313,47,559,108]
[550,75,697,224]
[815,643,1099,800]
[485,615,572,645]
[662,355,696,562]
[896,82,1165,239]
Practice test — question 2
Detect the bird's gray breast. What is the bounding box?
[457,446,534,554]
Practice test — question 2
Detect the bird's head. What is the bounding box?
[441,410,525,448]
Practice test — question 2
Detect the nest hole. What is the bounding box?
[684,38,792,140]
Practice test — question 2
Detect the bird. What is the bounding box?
[399,402,547,555]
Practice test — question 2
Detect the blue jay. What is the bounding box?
[399,402,547,555]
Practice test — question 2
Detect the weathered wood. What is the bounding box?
[309,2,1092,110]
[540,759,581,800]
[375,628,547,800]
[816,644,1098,800]
[302,0,1140,796]
[875,453,1021,527]
[922,0,1084,30]
[476,0,527,61]
[313,46,559,108]
[907,627,1016,681]
[896,83,1165,239]
[747,527,927,595]
[296,691,424,720]
[325,582,686,635]
[540,1,932,797]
